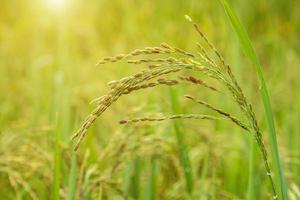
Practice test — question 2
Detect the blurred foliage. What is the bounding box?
[0,0,299,199]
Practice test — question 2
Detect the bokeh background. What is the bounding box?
[0,0,299,199]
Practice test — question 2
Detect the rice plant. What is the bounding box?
[220,1,288,199]
[72,15,278,199]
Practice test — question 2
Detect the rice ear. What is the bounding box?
[73,16,278,199]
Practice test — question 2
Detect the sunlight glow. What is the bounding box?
[46,0,66,10]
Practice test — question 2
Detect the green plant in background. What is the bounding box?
[169,88,193,195]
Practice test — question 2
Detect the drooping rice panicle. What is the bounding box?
[127,57,181,65]
[123,78,179,95]
[119,114,218,124]
[96,46,174,65]
[184,95,249,131]
[178,75,221,93]
[160,42,194,57]
[73,15,279,199]
[196,42,217,67]
[72,67,191,150]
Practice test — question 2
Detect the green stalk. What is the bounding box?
[143,157,159,200]
[210,168,216,200]
[219,1,288,199]
[199,155,208,200]
[246,139,255,200]
[67,151,78,200]
[131,157,141,199]
[123,156,141,199]
[169,88,193,194]
[53,113,61,200]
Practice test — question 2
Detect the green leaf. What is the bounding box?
[169,88,193,194]
[246,139,255,200]
[67,151,78,200]
[52,113,61,200]
[143,157,159,200]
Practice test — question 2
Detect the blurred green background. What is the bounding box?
[0,0,299,199]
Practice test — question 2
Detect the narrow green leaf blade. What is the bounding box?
[246,139,255,200]
[143,157,159,200]
[67,151,78,200]
[131,157,141,199]
[169,88,193,194]
[52,113,62,200]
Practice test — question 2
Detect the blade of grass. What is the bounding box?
[53,113,61,200]
[143,156,159,200]
[246,139,255,200]
[82,165,93,199]
[67,151,78,200]
[210,168,216,200]
[123,156,141,199]
[97,185,103,200]
[219,1,288,199]
[130,156,141,199]
[199,155,208,200]
[123,160,134,197]
[169,88,193,194]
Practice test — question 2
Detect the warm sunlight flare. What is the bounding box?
[46,0,66,10]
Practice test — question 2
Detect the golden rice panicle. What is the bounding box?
[127,57,180,65]
[123,78,179,95]
[185,15,226,68]
[73,16,278,199]
[160,42,194,57]
[187,16,276,197]
[96,46,175,65]
[196,42,217,66]
[120,114,217,124]
[178,75,221,93]
[72,67,188,150]
[186,15,246,102]
[184,95,249,131]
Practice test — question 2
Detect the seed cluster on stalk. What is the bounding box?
[72,15,278,199]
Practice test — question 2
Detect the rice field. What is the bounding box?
[0,0,299,199]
